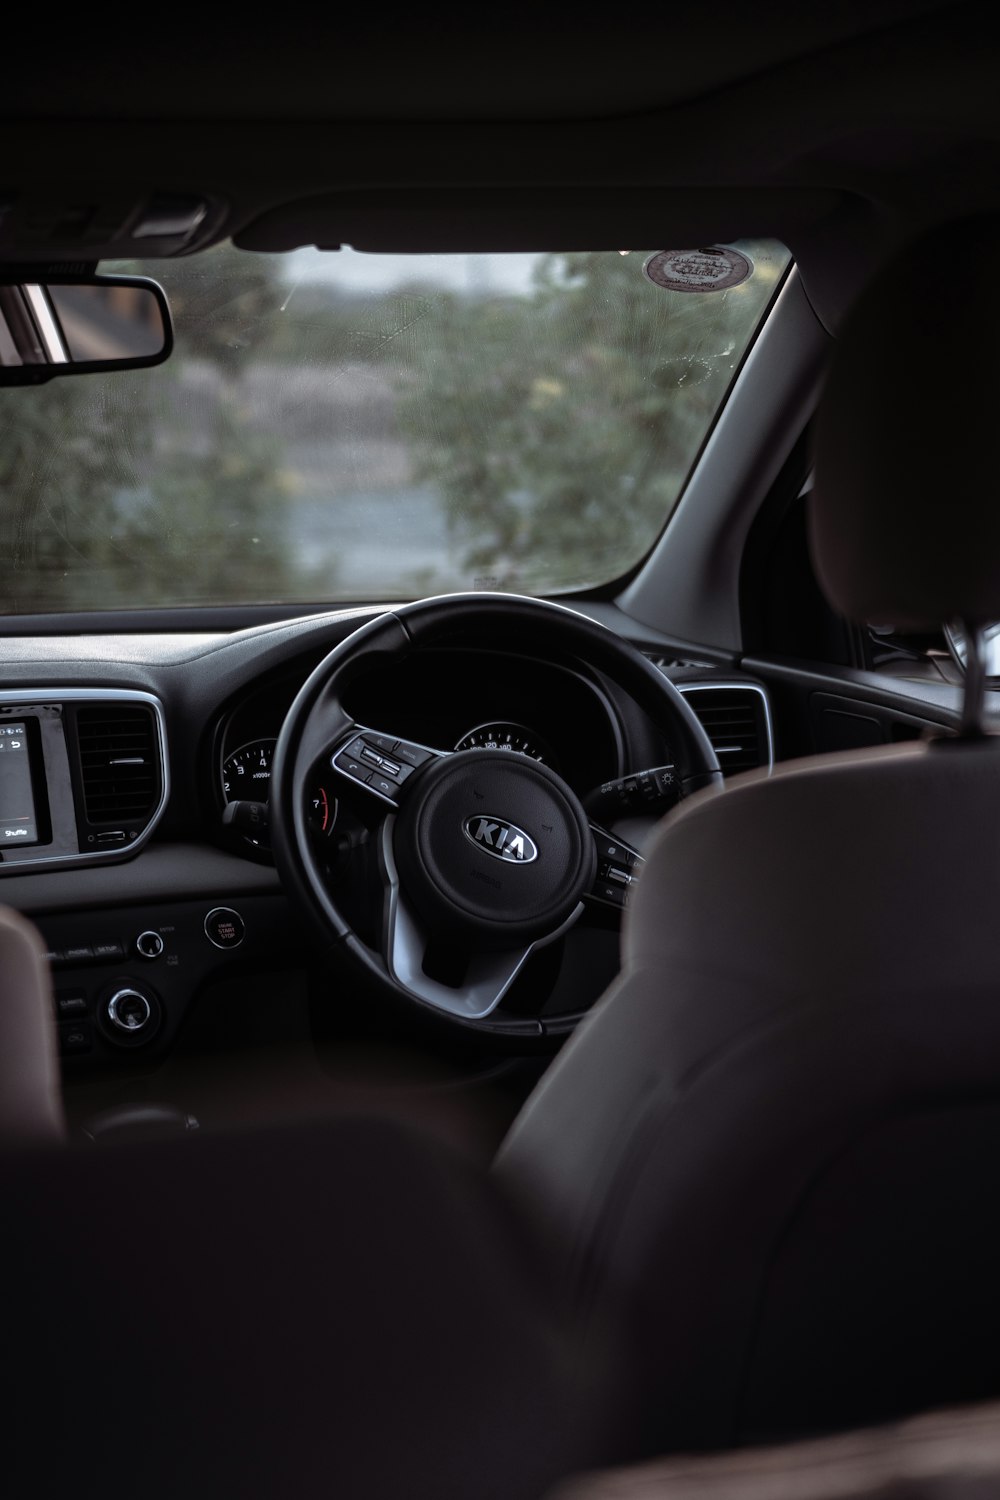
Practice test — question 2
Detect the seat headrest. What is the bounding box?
[811,217,1000,630]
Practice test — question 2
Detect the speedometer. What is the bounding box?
[454,722,557,769]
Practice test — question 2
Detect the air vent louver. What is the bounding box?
[679,686,771,776]
[76,705,160,824]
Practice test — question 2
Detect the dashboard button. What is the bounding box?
[59,1022,93,1054]
[204,907,246,950]
[56,994,88,1017]
[136,931,164,960]
[93,941,125,961]
[63,945,94,964]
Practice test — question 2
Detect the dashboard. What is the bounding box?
[0,605,776,1102]
[216,648,626,839]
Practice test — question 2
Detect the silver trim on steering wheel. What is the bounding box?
[378,818,583,1020]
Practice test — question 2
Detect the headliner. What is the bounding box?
[0,2,995,324]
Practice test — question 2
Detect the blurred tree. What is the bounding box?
[0,242,785,612]
[0,378,130,611]
[0,245,297,612]
[395,248,783,591]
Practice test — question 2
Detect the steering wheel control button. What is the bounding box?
[595,881,628,908]
[588,828,644,910]
[369,773,400,798]
[389,741,433,769]
[331,729,438,806]
[358,746,408,782]
[333,748,374,785]
[204,907,245,950]
[364,732,398,756]
[135,930,164,959]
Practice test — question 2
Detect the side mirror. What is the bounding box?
[0,275,172,384]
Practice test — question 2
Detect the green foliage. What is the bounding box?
[0,246,297,613]
[73,397,294,608]
[0,378,134,612]
[394,248,784,591]
[0,242,786,611]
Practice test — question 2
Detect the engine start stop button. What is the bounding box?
[204,906,246,950]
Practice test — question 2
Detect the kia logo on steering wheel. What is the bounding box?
[463,815,538,864]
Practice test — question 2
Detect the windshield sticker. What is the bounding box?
[644,247,753,293]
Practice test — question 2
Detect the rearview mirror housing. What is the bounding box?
[0,274,172,384]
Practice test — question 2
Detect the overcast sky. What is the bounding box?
[282,246,544,296]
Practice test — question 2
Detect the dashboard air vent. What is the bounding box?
[678,685,773,777]
[75,705,160,824]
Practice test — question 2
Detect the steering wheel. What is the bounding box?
[271,594,721,1039]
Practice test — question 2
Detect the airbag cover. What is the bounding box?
[394,750,594,947]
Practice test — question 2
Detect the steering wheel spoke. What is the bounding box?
[330,725,446,810]
[378,819,581,1020]
[585,824,645,914]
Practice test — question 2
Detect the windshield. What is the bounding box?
[0,241,789,614]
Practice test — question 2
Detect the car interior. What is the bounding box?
[3,7,1000,1497]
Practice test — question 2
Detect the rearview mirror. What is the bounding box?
[0,275,172,384]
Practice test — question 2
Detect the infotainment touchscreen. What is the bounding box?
[0,723,39,845]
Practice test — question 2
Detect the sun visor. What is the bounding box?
[810,215,1000,631]
[232,187,841,254]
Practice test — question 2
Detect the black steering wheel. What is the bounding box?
[271,594,721,1039]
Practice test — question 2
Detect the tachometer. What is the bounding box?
[222,739,275,802]
[454,721,557,769]
[222,736,338,842]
